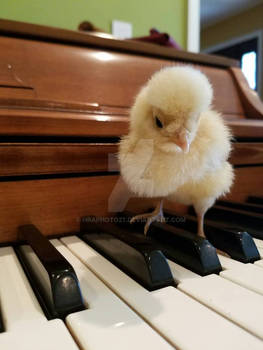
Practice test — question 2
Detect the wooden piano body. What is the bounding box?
[0,19,263,244]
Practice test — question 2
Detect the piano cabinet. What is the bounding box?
[0,19,263,243]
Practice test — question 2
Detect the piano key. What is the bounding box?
[178,274,263,340]
[0,246,46,331]
[205,226,260,263]
[220,238,263,266]
[163,210,259,263]
[148,224,221,275]
[0,247,81,349]
[170,254,263,298]
[254,247,263,265]
[16,224,84,319]
[220,262,263,296]
[165,257,263,340]
[217,200,263,214]
[256,247,263,259]
[218,254,244,270]
[167,259,200,283]
[0,319,79,350]
[218,254,263,292]
[247,196,263,206]
[117,211,221,276]
[255,258,263,268]
[50,239,174,350]
[80,218,174,290]
[203,205,263,239]
[0,310,4,333]
[253,238,263,249]
[61,235,263,350]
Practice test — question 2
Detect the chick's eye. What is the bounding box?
[155,116,163,128]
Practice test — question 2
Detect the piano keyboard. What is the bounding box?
[0,235,263,348]
[0,241,174,350]
[1,198,263,349]
[0,246,79,350]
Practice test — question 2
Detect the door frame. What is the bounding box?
[187,0,200,52]
[202,30,263,96]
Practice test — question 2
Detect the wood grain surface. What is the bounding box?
[0,19,238,68]
[0,143,118,176]
[0,20,262,244]
[0,141,262,178]
[0,36,244,115]
[230,67,263,119]
[231,143,263,165]
[0,167,262,243]
[0,175,118,243]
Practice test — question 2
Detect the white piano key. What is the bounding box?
[255,258,263,268]
[157,256,263,341]
[217,254,263,295]
[168,257,263,344]
[220,263,263,296]
[50,239,174,350]
[179,274,263,340]
[253,238,263,249]
[219,251,263,273]
[170,254,263,324]
[61,236,263,350]
[0,246,46,331]
[0,246,79,349]
[218,254,243,270]
[217,248,263,272]
[257,247,263,259]
[167,259,199,284]
[0,319,79,350]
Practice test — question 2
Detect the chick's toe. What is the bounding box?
[130,200,165,235]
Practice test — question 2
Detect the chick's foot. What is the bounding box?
[130,200,165,235]
[197,212,205,238]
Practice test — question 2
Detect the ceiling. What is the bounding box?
[201,0,263,28]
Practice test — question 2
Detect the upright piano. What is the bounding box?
[1,19,263,350]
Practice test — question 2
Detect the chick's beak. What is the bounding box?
[169,128,190,153]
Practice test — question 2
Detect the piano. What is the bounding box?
[1,19,263,350]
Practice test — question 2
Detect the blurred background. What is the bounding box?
[1,0,262,97]
[201,0,263,98]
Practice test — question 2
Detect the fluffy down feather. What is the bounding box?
[118,65,234,236]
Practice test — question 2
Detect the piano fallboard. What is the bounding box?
[0,19,263,243]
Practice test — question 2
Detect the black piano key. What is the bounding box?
[164,210,260,263]
[0,307,4,333]
[16,225,85,319]
[217,200,263,214]
[247,196,263,206]
[116,212,221,276]
[202,205,263,240]
[204,226,260,263]
[80,217,175,291]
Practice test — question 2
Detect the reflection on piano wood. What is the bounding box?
[1,19,263,350]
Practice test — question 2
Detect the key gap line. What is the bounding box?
[177,284,263,343]
[57,237,181,350]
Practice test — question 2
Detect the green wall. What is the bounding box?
[0,0,187,48]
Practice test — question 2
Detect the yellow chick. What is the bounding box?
[118,66,234,236]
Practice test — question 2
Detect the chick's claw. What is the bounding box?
[130,211,165,235]
[130,200,165,235]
